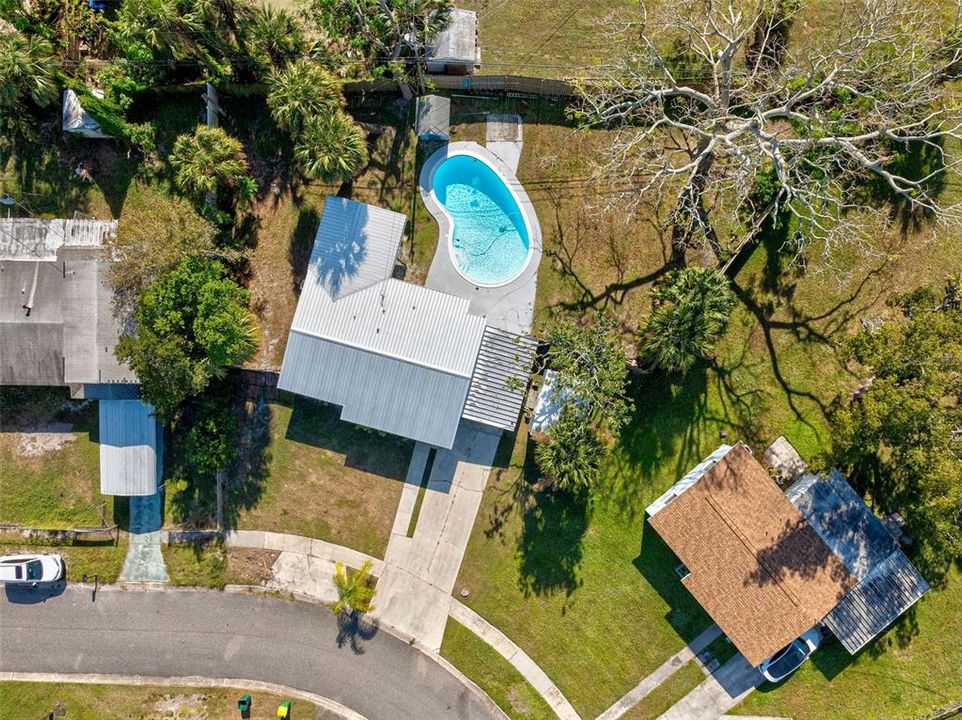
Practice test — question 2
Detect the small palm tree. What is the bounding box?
[266,59,342,133]
[169,125,250,199]
[534,408,605,492]
[246,5,305,70]
[641,267,738,373]
[294,112,368,183]
[332,560,376,616]
[0,32,58,123]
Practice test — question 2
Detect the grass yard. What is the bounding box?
[459,0,636,78]
[733,563,962,720]
[621,660,706,720]
[163,543,282,588]
[230,394,410,558]
[440,618,557,720]
[0,387,114,529]
[0,682,314,720]
[452,96,962,717]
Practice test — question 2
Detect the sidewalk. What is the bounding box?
[374,421,502,651]
[119,491,168,583]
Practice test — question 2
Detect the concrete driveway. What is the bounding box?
[0,586,501,720]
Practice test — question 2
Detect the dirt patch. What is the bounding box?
[14,422,77,457]
[152,692,210,719]
[227,547,281,585]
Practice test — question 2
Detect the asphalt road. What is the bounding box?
[0,585,499,720]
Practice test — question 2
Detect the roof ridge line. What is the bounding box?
[703,493,804,610]
[288,327,481,379]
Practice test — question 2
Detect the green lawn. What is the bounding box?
[0,682,312,720]
[162,541,229,589]
[230,395,410,558]
[0,387,114,529]
[734,564,962,720]
[453,97,962,717]
[441,618,557,720]
[621,660,706,720]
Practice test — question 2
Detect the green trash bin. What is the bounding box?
[237,694,252,717]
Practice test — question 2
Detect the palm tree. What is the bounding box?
[266,59,342,133]
[0,31,58,132]
[640,267,738,373]
[246,5,305,71]
[534,408,605,492]
[294,112,368,183]
[332,560,376,616]
[169,125,250,199]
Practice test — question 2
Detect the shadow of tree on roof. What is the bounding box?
[748,515,854,590]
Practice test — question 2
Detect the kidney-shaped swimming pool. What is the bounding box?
[430,152,532,287]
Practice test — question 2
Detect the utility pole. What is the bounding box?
[202,83,225,209]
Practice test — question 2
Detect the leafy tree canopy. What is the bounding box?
[545,312,632,433]
[534,407,606,493]
[170,125,253,204]
[332,560,376,615]
[830,279,962,584]
[116,257,257,421]
[641,267,737,373]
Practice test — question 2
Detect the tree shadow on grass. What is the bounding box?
[633,521,712,646]
[224,379,274,530]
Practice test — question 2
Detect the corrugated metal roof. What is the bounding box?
[462,327,537,431]
[99,399,161,496]
[823,550,929,654]
[427,8,478,65]
[0,218,116,260]
[786,470,929,653]
[280,197,488,448]
[279,331,470,448]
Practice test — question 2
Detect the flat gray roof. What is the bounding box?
[99,399,161,496]
[0,221,134,387]
[462,327,538,431]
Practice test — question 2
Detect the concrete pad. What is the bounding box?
[310,539,383,575]
[268,552,339,604]
[373,567,451,651]
[486,142,522,173]
[658,654,762,720]
[597,624,721,720]
[263,532,312,555]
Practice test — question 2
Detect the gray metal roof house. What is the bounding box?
[786,471,930,654]
[425,8,480,75]
[278,197,536,449]
[0,217,159,496]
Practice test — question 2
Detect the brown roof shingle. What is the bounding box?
[649,443,855,665]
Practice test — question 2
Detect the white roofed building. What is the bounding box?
[278,197,536,449]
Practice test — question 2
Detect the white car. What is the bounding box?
[0,553,65,586]
[759,628,822,683]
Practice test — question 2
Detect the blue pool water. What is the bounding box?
[432,154,529,286]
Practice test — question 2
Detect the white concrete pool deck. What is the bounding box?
[419,139,541,336]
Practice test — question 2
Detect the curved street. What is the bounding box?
[0,586,500,720]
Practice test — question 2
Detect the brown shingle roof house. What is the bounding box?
[647,443,856,666]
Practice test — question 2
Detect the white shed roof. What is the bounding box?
[99,399,162,496]
[426,8,478,66]
[278,197,487,448]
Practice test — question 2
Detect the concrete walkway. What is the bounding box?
[486,114,523,172]
[597,624,722,720]
[1,672,365,719]
[658,653,763,720]
[119,491,168,583]
[375,421,502,652]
